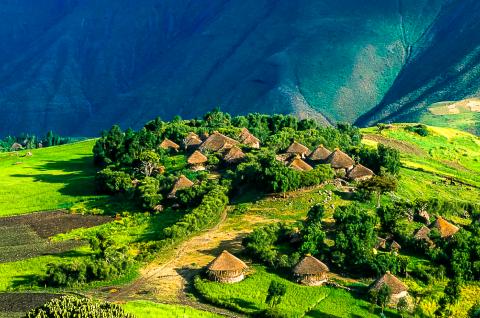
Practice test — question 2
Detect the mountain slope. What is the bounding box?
[357,0,480,127]
[0,0,448,136]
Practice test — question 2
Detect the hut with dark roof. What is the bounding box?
[431,216,459,238]
[187,150,208,171]
[239,128,260,148]
[309,145,332,163]
[168,175,194,198]
[370,271,408,306]
[183,132,203,150]
[390,241,401,252]
[286,141,311,159]
[414,226,434,247]
[206,250,248,283]
[223,146,245,164]
[289,157,313,172]
[326,149,355,173]
[293,255,329,286]
[347,164,374,181]
[276,153,294,164]
[160,138,180,152]
[375,237,387,250]
[199,132,239,152]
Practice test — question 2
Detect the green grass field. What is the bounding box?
[195,266,397,317]
[122,301,222,318]
[0,140,103,216]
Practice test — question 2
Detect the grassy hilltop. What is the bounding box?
[1,118,480,317]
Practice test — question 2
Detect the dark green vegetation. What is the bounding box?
[0,131,75,152]
[25,296,133,318]
[5,0,480,135]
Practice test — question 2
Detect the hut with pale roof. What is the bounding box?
[286,141,311,158]
[199,132,239,152]
[187,150,208,171]
[289,157,313,172]
[293,255,329,286]
[326,149,355,173]
[160,138,180,152]
[223,146,245,164]
[309,145,332,163]
[183,132,203,150]
[206,250,248,283]
[239,128,260,148]
[347,164,374,181]
[168,175,194,198]
[10,142,23,151]
[431,216,459,238]
[370,271,408,306]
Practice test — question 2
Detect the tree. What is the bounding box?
[444,279,462,304]
[377,144,401,175]
[25,296,134,318]
[137,177,162,209]
[138,150,161,177]
[266,280,287,307]
[468,301,480,318]
[358,174,398,208]
[332,204,378,273]
[397,296,410,316]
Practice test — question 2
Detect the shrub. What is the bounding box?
[25,296,134,318]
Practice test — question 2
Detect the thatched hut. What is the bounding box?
[183,132,203,150]
[347,164,374,181]
[160,138,180,152]
[223,146,245,164]
[168,175,194,198]
[326,149,355,172]
[293,255,329,286]
[390,241,401,252]
[375,237,387,250]
[199,132,239,152]
[206,250,248,283]
[286,141,311,158]
[431,216,459,238]
[10,142,23,151]
[414,226,434,247]
[276,153,294,163]
[289,157,313,172]
[370,271,408,306]
[309,145,332,163]
[187,150,208,171]
[239,128,260,148]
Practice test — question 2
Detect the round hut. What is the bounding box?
[370,271,408,306]
[327,149,355,173]
[293,255,329,286]
[207,250,248,283]
[347,164,374,181]
[160,138,180,152]
[309,145,332,163]
[286,141,311,158]
[239,128,260,148]
[187,150,208,171]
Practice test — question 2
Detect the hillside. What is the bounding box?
[1,118,480,317]
[0,0,470,136]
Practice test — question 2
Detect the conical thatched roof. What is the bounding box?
[327,149,355,169]
[376,237,387,249]
[200,132,239,152]
[276,153,294,163]
[286,141,311,156]
[293,256,329,275]
[390,241,401,251]
[223,146,245,164]
[183,132,203,149]
[370,272,408,295]
[10,142,23,151]
[347,164,374,180]
[170,175,194,195]
[289,157,313,171]
[188,150,208,165]
[309,145,332,162]
[160,138,180,150]
[431,216,459,238]
[414,226,431,241]
[207,251,248,272]
[239,128,260,148]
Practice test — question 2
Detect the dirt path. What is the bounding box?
[105,208,262,316]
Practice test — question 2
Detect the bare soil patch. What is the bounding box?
[0,292,62,313]
[0,210,112,263]
[363,134,426,156]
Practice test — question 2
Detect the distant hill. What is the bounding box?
[2,0,480,136]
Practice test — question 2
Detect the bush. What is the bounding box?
[96,168,132,194]
[25,296,134,318]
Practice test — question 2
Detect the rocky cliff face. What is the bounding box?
[2,0,474,135]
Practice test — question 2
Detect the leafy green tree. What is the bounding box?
[444,279,462,304]
[377,144,401,175]
[96,168,132,194]
[137,177,162,209]
[358,174,398,208]
[332,204,378,273]
[397,296,409,316]
[138,150,161,177]
[468,301,480,318]
[370,284,392,314]
[266,280,287,307]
